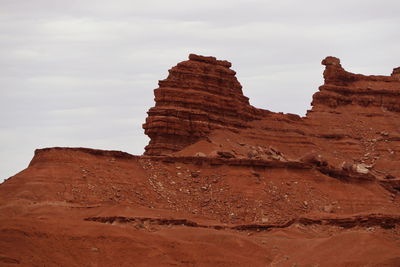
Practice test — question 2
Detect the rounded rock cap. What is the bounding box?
[189,53,232,68]
[322,56,341,66]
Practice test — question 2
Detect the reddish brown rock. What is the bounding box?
[1,55,400,266]
[313,56,400,111]
[144,54,400,162]
[392,67,400,80]
[142,54,266,155]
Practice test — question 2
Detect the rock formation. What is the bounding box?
[1,55,400,266]
[313,56,400,111]
[143,54,266,155]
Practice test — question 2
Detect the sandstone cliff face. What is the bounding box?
[142,54,265,155]
[312,56,400,111]
[144,54,400,162]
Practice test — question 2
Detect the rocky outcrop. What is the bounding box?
[144,54,400,157]
[142,54,266,155]
[392,67,400,80]
[312,56,400,111]
[142,54,400,184]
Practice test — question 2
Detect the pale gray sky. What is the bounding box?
[1,0,399,182]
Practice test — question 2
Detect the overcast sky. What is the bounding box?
[1,0,399,182]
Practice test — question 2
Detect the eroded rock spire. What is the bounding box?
[142,54,265,155]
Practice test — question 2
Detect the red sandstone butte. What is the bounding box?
[142,54,266,155]
[1,54,400,266]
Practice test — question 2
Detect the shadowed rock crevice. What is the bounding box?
[85,213,400,232]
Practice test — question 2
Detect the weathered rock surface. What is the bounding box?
[143,54,266,155]
[1,55,400,266]
[313,56,400,111]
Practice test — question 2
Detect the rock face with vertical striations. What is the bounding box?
[142,54,266,155]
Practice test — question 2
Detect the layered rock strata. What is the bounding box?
[312,56,400,111]
[143,54,266,155]
[2,56,400,266]
[144,54,400,162]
